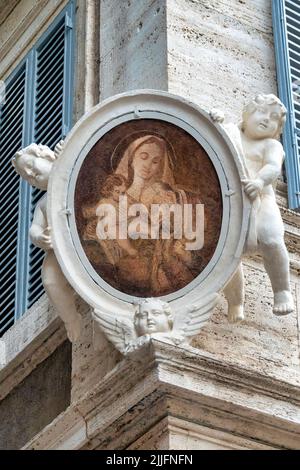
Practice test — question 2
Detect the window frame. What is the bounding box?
[0,0,75,332]
[272,0,300,211]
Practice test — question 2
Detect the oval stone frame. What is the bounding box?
[48,90,250,318]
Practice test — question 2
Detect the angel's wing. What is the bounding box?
[92,309,136,354]
[174,293,219,339]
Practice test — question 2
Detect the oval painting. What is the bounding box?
[74,119,223,298]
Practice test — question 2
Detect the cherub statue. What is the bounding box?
[12,142,82,342]
[92,294,218,354]
[210,94,294,323]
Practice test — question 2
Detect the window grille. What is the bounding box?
[0,66,26,335]
[0,1,75,336]
[273,0,300,210]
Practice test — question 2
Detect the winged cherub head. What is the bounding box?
[134,298,174,337]
[93,293,218,355]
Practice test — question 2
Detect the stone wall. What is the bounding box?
[162,0,300,387]
[0,341,71,450]
[99,0,168,100]
[98,0,277,120]
[167,0,276,119]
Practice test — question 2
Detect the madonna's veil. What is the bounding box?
[113,134,177,188]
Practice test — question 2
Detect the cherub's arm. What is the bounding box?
[29,199,52,250]
[257,139,284,184]
[243,140,284,200]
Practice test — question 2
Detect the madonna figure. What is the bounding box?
[82,132,219,297]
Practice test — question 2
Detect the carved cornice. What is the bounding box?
[0,296,67,401]
[0,0,68,79]
[24,339,300,450]
[281,206,300,228]
[0,0,19,27]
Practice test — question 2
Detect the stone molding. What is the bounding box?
[24,339,300,450]
[0,0,20,27]
[73,0,100,121]
[128,416,274,450]
[0,295,67,401]
[0,0,68,79]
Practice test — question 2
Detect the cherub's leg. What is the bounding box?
[223,263,245,323]
[42,251,82,341]
[257,197,294,315]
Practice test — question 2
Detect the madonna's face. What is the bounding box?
[132,142,164,180]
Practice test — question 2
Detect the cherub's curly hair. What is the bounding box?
[12,143,56,171]
[100,174,128,198]
[241,94,287,140]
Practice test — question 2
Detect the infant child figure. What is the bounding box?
[12,142,82,342]
[211,94,294,322]
[96,174,138,261]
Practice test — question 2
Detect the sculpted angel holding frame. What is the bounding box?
[211,94,294,322]
[11,92,294,355]
[12,142,82,342]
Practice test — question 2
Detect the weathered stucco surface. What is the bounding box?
[167,0,277,121]
[71,300,122,402]
[192,256,300,385]
[99,0,168,99]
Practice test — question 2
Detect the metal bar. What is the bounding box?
[35,93,63,131]
[35,78,64,116]
[14,51,35,320]
[36,38,64,84]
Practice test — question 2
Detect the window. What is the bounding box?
[273,0,300,210]
[0,1,75,336]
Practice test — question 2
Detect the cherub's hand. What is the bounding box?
[54,140,65,159]
[31,226,53,250]
[209,108,225,123]
[174,241,192,265]
[38,233,53,250]
[242,178,264,200]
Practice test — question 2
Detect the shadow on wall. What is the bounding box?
[0,341,71,450]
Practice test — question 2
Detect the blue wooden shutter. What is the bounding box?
[273,0,300,210]
[0,1,75,336]
[27,4,74,309]
[0,66,26,335]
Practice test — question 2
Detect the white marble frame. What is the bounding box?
[67,111,229,303]
[48,90,250,319]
